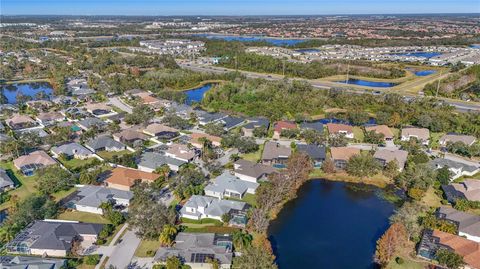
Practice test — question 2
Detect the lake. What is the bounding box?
[394,52,442,58]
[184,83,213,105]
[1,82,54,104]
[195,34,309,46]
[335,79,397,88]
[295,48,320,53]
[268,180,395,269]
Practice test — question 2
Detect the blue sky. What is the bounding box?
[2,0,479,15]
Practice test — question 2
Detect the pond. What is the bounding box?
[184,83,213,105]
[295,48,320,53]
[268,180,395,269]
[1,82,54,104]
[393,52,442,58]
[195,34,309,46]
[335,79,397,88]
[414,70,437,76]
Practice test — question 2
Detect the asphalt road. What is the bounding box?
[179,63,480,112]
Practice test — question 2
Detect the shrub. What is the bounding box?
[84,254,101,265]
[395,257,404,265]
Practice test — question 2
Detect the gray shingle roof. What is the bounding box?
[437,206,480,237]
[262,141,291,161]
[0,169,15,189]
[234,159,276,179]
[300,121,324,133]
[138,151,186,169]
[51,142,92,158]
[296,144,326,161]
[244,118,270,130]
[85,136,125,151]
[430,158,479,173]
[74,185,133,208]
[0,256,65,269]
[205,172,259,195]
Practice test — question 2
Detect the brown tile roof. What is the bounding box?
[105,167,160,188]
[166,144,195,161]
[365,125,394,139]
[330,147,360,161]
[401,127,430,140]
[262,141,292,160]
[6,114,35,126]
[374,149,408,168]
[13,150,57,169]
[326,123,353,134]
[114,129,148,141]
[450,179,480,201]
[143,123,178,136]
[134,92,161,105]
[440,134,477,146]
[274,121,297,133]
[432,230,480,269]
[190,132,222,145]
[37,111,64,122]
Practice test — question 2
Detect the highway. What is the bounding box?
[179,62,480,112]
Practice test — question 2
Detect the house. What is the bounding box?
[417,229,480,269]
[13,151,57,176]
[6,114,38,130]
[300,121,324,134]
[77,117,107,131]
[197,112,226,125]
[374,149,408,171]
[330,147,360,170]
[436,207,480,242]
[326,123,354,139]
[0,122,5,133]
[84,103,116,118]
[218,116,245,131]
[296,144,327,166]
[261,141,292,166]
[0,169,15,192]
[401,127,430,145]
[273,121,297,139]
[430,158,480,180]
[84,136,126,153]
[365,125,394,141]
[190,132,222,148]
[67,78,95,96]
[113,128,148,145]
[242,118,270,137]
[154,233,233,269]
[180,195,248,222]
[68,185,133,214]
[204,172,259,199]
[36,112,64,126]
[142,123,179,139]
[234,159,276,183]
[440,134,477,146]
[137,151,186,173]
[165,143,196,162]
[51,142,94,160]
[5,220,103,257]
[105,167,160,191]
[442,179,480,203]
[0,256,65,269]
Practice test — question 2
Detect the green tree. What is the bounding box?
[35,165,74,195]
[232,246,277,269]
[346,153,381,178]
[436,166,452,185]
[159,224,178,247]
[436,248,465,269]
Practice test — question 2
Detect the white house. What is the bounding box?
[204,172,259,199]
[180,195,248,222]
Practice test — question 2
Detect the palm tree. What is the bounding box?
[232,230,253,250]
[159,224,177,247]
[155,164,171,180]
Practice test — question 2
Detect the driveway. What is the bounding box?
[217,148,239,166]
[109,97,133,114]
[105,228,141,269]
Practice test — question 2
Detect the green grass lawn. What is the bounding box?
[97,150,131,160]
[58,157,99,171]
[57,210,111,224]
[242,143,264,162]
[430,132,445,149]
[226,193,257,207]
[134,239,162,257]
[0,161,38,210]
[352,126,365,142]
[387,255,427,269]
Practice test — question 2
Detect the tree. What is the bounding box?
[159,224,178,247]
[204,122,225,136]
[125,104,155,125]
[252,126,268,138]
[155,164,171,181]
[436,166,452,185]
[321,158,335,174]
[232,245,277,269]
[389,202,424,240]
[172,164,207,200]
[301,129,324,145]
[346,153,381,178]
[364,130,385,145]
[375,223,408,267]
[383,160,399,179]
[128,183,177,239]
[84,255,101,265]
[206,257,220,269]
[436,248,465,269]
[221,213,231,223]
[35,165,74,195]
[232,230,253,250]
[166,256,182,269]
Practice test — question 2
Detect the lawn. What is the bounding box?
[57,210,111,224]
[226,193,257,207]
[242,142,264,162]
[134,239,162,257]
[182,226,239,234]
[387,255,426,269]
[58,157,99,171]
[352,126,365,142]
[0,161,38,210]
[97,150,132,160]
[429,132,445,149]
[420,187,442,208]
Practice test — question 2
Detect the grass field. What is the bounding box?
[57,210,111,224]
[58,157,99,170]
[134,239,162,257]
[387,255,426,269]
[0,161,38,210]
[242,142,264,162]
[352,126,365,142]
[97,150,131,160]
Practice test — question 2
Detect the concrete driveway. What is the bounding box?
[105,228,141,269]
[109,97,133,114]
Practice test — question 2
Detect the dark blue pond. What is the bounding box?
[394,52,441,58]
[414,70,437,76]
[195,34,309,46]
[184,83,213,105]
[1,82,54,104]
[268,180,395,269]
[335,79,397,88]
[470,44,480,49]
